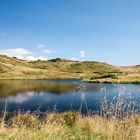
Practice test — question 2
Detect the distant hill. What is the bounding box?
[0,55,140,83]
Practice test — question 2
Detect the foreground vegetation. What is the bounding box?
[0,55,140,83]
[0,111,140,140]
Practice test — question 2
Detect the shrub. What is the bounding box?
[100,73,115,79]
[49,58,62,62]
[47,112,80,126]
[9,113,40,129]
[62,112,79,126]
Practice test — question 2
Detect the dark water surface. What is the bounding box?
[0,79,140,113]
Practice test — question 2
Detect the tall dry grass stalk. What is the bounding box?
[0,99,7,129]
[76,83,140,140]
[99,84,140,120]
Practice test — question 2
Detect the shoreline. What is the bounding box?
[0,77,140,84]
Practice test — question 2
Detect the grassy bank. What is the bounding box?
[0,112,140,140]
[83,79,140,84]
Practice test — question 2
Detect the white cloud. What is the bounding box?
[0,48,32,59]
[0,48,48,61]
[37,44,45,49]
[26,56,48,61]
[43,49,52,54]
[37,43,52,54]
[36,56,48,60]
[70,57,79,61]
[80,50,85,58]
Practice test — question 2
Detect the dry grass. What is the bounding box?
[77,115,140,140]
[0,112,102,140]
[0,112,140,140]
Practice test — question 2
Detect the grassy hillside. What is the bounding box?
[0,55,140,83]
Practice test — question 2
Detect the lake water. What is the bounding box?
[0,79,140,114]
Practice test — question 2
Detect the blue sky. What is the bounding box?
[0,0,140,66]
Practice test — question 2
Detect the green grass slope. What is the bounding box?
[0,55,140,83]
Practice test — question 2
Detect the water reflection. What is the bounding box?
[0,80,140,113]
[6,92,34,103]
[0,80,101,98]
[0,80,78,97]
